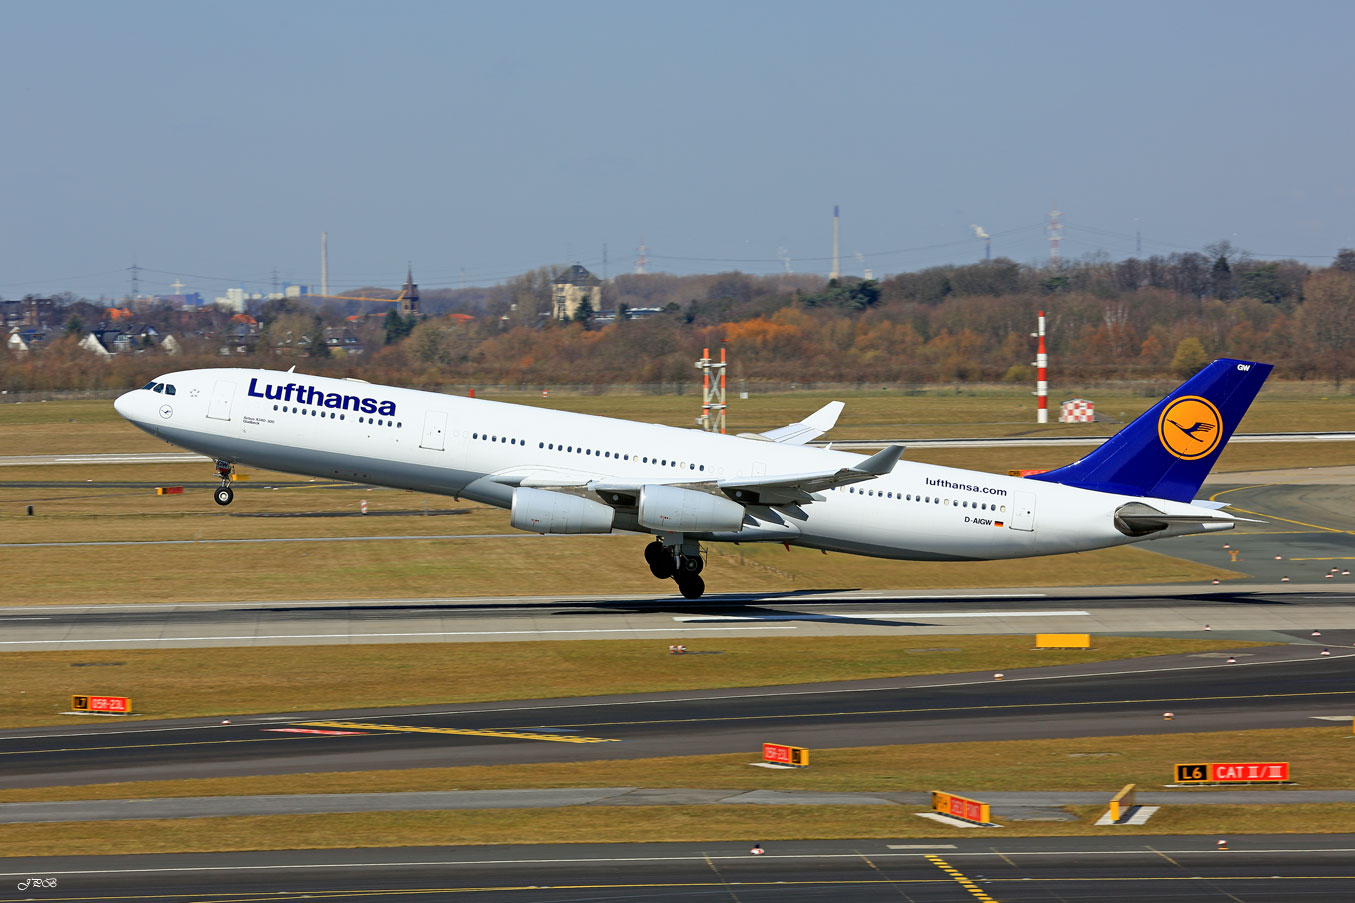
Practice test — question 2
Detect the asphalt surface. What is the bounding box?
[4,836,1355,901]
[4,644,1352,790]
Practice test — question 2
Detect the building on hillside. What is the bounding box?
[2,297,57,329]
[551,263,602,321]
[80,332,114,356]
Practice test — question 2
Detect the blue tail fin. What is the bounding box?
[1027,359,1272,502]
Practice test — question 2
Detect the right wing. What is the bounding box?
[737,401,844,445]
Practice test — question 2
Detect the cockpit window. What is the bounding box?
[164,384,176,395]
[153,384,165,393]
[142,381,158,391]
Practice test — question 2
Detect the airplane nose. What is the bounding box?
[113,390,136,420]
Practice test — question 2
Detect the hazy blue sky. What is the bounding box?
[3,0,1352,300]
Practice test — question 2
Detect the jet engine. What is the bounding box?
[637,484,746,532]
[510,487,615,534]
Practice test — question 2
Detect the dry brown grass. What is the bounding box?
[0,534,1239,606]
[0,634,1258,728]
[2,802,1349,857]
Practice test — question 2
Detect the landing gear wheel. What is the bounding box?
[679,554,704,575]
[676,573,705,600]
[644,541,675,579]
[214,486,234,506]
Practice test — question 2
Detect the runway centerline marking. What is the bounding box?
[676,609,1089,622]
[298,721,619,743]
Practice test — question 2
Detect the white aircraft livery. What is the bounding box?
[114,358,1272,599]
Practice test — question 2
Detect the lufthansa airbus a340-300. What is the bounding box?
[115,358,1270,599]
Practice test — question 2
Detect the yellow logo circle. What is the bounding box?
[1158,395,1223,460]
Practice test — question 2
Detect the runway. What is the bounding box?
[3,646,1351,789]
[5,836,1355,901]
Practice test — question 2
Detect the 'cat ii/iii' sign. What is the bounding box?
[1175,762,1289,783]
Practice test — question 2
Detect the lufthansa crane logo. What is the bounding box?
[1158,395,1223,460]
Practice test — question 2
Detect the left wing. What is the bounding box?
[715,443,906,505]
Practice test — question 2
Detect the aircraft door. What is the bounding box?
[207,380,236,421]
[1008,490,1036,532]
[420,410,448,451]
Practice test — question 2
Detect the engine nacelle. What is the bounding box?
[510,487,615,534]
[638,483,746,533]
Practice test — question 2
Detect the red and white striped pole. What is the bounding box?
[1036,310,1048,424]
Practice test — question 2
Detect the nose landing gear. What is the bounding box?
[644,538,706,599]
[213,460,235,506]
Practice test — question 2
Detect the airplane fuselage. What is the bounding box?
[114,367,1234,568]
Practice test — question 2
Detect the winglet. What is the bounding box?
[745,401,846,445]
[852,443,905,476]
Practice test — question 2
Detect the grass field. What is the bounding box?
[0,726,1331,803]
[4,804,1350,857]
[0,535,1239,605]
[2,384,1354,455]
[0,635,1259,728]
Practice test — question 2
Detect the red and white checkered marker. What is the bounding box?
[361,499,368,515]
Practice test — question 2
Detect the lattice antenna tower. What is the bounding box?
[128,257,141,300]
[1048,203,1062,267]
[695,345,727,434]
[635,239,648,275]
[829,205,841,280]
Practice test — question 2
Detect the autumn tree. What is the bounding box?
[1300,271,1355,387]
[1170,337,1209,377]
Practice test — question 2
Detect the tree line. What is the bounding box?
[3,248,1354,392]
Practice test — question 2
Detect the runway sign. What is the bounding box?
[763,742,809,767]
[70,694,131,714]
[1036,633,1091,648]
[1175,762,1289,783]
[931,790,991,824]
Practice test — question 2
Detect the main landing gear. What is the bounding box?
[645,538,706,599]
[213,460,234,506]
